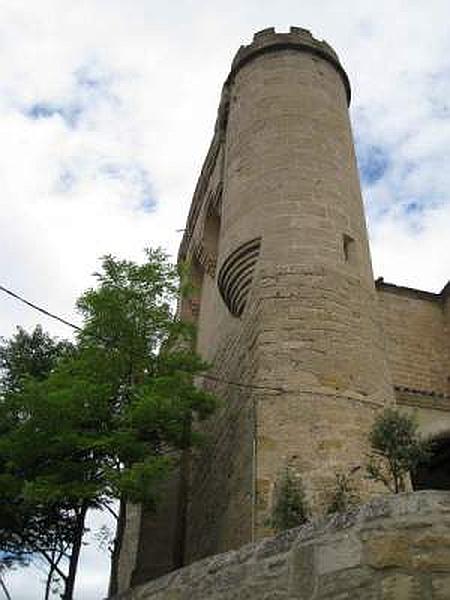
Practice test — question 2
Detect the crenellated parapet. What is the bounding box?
[227,26,351,103]
[178,26,351,268]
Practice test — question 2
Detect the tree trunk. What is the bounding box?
[108,497,126,598]
[44,551,56,600]
[173,416,192,569]
[62,502,88,600]
[0,575,12,600]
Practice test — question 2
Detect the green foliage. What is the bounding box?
[0,327,77,568]
[0,324,73,395]
[270,467,309,532]
[0,248,218,598]
[327,469,361,514]
[366,407,431,494]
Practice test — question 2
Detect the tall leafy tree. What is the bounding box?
[0,325,73,395]
[0,249,216,599]
[0,326,77,598]
[75,249,217,594]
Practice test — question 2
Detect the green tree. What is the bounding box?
[0,325,72,394]
[75,249,217,594]
[0,249,217,599]
[367,407,431,494]
[0,327,77,599]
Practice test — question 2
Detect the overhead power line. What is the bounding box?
[0,284,83,333]
[0,282,389,404]
[0,282,285,393]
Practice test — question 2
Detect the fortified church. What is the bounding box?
[113,28,450,599]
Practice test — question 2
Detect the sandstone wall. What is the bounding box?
[377,282,449,395]
[181,26,396,556]
[225,28,394,529]
[113,491,450,600]
[117,27,450,592]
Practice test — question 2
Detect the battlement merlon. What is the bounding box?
[227,27,351,105]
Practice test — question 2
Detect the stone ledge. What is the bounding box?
[111,491,450,599]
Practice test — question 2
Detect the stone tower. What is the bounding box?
[117,27,397,591]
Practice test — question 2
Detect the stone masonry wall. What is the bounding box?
[377,283,449,395]
[225,29,394,530]
[113,491,450,600]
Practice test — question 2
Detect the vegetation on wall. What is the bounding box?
[326,469,361,514]
[366,407,431,494]
[270,466,309,532]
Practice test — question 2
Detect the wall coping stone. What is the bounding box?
[111,491,450,599]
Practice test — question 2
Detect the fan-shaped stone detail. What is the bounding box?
[218,238,261,317]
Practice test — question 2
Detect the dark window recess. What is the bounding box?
[412,436,450,491]
[218,238,261,317]
[343,234,356,263]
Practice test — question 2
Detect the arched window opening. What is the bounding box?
[412,435,450,491]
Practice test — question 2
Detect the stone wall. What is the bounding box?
[113,491,450,600]
[115,26,450,592]
[377,282,449,395]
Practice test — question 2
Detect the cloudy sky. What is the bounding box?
[1,0,450,597]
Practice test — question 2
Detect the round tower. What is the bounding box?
[216,27,394,526]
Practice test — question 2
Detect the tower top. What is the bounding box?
[228,26,351,104]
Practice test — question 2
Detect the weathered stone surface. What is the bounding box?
[288,545,316,598]
[380,574,420,600]
[116,23,450,594]
[431,574,450,599]
[316,534,362,574]
[364,533,412,569]
[113,492,450,600]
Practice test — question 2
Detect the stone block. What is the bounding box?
[316,534,362,574]
[431,574,450,599]
[380,574,420,600]
[288,544,316,599]
[364,533,412,569]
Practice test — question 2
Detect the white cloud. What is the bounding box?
[1,0,450,596]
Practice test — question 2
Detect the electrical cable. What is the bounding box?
[0,284,83,332]
[2,282,435,402]
[0,282,283,393]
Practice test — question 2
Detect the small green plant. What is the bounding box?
[270,466,309,532]
[366,407,431,493]
[327,469,361,514]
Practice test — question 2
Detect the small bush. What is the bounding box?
[270,466,309,532]
[327,469,360,514]
[367,407,431,493]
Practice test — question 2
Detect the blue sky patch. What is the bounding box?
[26,101,83,127]
[75,62,112,91]
[54,160,156,212]
[100,162,156,212]
[24,60,117,129]
[356,142,390,185]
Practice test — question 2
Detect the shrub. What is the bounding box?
[366,407,431,493]
[327,469,361,514]
[270,466,309,532]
